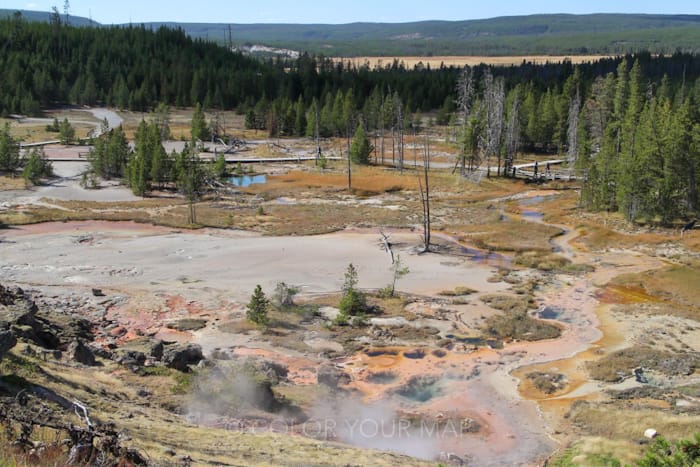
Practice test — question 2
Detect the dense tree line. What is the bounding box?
[577,59,700,222]
[6,12,699,120]
[2,13,700,222]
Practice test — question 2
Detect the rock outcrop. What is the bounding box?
[162,343,203,372]
[67,339,96,366]
[0,330,17,362]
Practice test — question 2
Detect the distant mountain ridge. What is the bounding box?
[3,9,700,56]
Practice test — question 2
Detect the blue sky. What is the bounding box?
[5,0,699,24]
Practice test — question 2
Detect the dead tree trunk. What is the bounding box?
[380,95,385,165]
[567,86,581,167]
[418,134,431,252]
[397,100,404,172]
[504,88,520,176]
[456,66,474,176]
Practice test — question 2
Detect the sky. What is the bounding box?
[5,0,700,24]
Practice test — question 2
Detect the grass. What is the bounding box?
[586,345,699,382]
[246,166,419,197]
[449,219,563,252]
[438,286,477,296]
[514,250,594,274]
[612,265,700,313]
[480,294,561,341]
[568,402,700,448]
[171,371,194,394]
[526,371,568,395]
[335,55,612,69]
[0,175,28,190]
[549,437,635,466]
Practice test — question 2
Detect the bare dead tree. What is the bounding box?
[478,70,505,177]
[585,76,612,156]
[503,88,520,176]
[456,66,474,175]
[63,0,70,25]
[347,142,352,192]
[418,135,431,252]
[396,99,404,172]
[315,104,321,163]
[567,85,581,167]
[380,92,386,165]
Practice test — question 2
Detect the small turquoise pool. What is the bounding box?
[228,174,266,187]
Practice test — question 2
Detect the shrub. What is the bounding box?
[272,281,299,310]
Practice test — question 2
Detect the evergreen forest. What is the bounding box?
[1,13,700,223]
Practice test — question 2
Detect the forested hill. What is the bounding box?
[146,14,700,56]
[2,9,700,56]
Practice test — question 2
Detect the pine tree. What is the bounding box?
[58,118,75,144]
[22,147,52,184]
[337,263,366,325]
[350,122,372,165]
[616,60,646,220]
[294,97,306,136]
[191,103,209,141]
[0,123,21,173]
[246,284,270,326]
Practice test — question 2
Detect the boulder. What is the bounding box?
[116,350,147,367]
[162,344,203,372]
[0,330,17,362]
[114,337,164,361]
[67,339,96,366]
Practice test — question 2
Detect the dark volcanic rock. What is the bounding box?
[67,339,96,366]
[0,284,92,350]
[162,343,203,372]
[115,337,164,362]
[0,330,17,362]
[116,350,147,368]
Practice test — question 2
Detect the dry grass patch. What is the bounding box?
[615,266,700,310]
[452,220,563,252]
[260,203,412,236]
[46,109,101,123]
[587,345,699,382]
[480,293,561,341]
[525,371,568,395]
[549,436,642,467]
[569,401,700,444]
[0,175,27,190]
[515,250,592,274]
[334,55,611,69]
[247,167,419,197]
[438,286,477,296]
[569,213,678,252]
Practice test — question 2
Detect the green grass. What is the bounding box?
[171,371,194,395]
